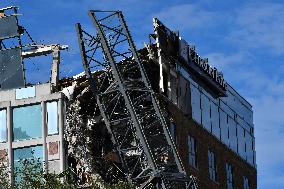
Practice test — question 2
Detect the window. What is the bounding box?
[0,109,7,142]
[201,94,211,132]
[220,110,229,146]
[13,145,43,182]
[208,150,217,182]
[243,176,250,189]
[190,85,201,124]
[211,102,220,139]
[47,101,58,135]
[228,118,238,153]
[188,135,197,168]
[15,86,35,99]
[226,163,234,189]
[13,104,42,141]
[237,125,246,159]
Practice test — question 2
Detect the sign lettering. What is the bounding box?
[190,48,227,90]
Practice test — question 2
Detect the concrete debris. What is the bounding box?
[63,77,124,186]
[61,81,76,100]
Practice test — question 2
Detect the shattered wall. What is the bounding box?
[62,78,124,185]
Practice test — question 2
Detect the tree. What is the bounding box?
[0,156,133,189]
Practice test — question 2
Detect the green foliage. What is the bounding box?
[0,156,133,189]
[0,158,11,189]
[106,181,134,189]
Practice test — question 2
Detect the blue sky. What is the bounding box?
[1,0,284,188]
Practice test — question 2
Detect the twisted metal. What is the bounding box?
[76,10,198,189]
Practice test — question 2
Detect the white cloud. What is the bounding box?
[252,95,284,189]
[153,3,222,31]
[206,49,284,189]
[205,52,249,70]
[227,3,284,55]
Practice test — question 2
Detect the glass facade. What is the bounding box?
[13,104,42,141]
[228,120,237,153]
[191,84,201,124]
[226,163,234,189]
[47,101,58,135]
[188,135,197,168]
[177,66,256,167]
[0,84,63,183]
[15,86,36,100]
[13,145,43,182]
[14,145,43,163]
[0,109,7,142]
[208,150,217,182]
[220,110,230,146]
[201,93,211,132]
[211,102,220,139]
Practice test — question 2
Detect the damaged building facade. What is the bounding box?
[149,20,257,188]
[0,6,68,183]
[0,6,256,189]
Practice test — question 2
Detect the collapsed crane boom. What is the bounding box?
[76,10,198,189]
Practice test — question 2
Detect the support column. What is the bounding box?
[158,50,164,93]
[41,101,48,173]
[7,105,13,183]
[154,18,164,93]
[51,45,60,91]
[157,49,165,93]
[58,98,65,172]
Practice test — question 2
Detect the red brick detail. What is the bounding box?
[49,142,59,155]
[0,149,7,162]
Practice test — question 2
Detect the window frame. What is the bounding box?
[13,145,44,183]
[243,176,250,189]
[46,101,59,136]
[208,149,217,182]
[12,103,42,141]
[0,108,7,143]
[226,163,234,189]
[188,134,197,169]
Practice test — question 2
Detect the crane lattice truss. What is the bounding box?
[76,10,198,189]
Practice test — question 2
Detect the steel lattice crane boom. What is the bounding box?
[76,10,198,189]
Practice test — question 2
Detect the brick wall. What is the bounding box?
[168,103,257,189]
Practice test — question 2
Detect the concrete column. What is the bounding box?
[58,98,65,172]
[154,21,164,93]
[157,50,165,93]
[41,101,48,173]
[7,105,13,183]
[51,45,60,91]
[158,51,164,93]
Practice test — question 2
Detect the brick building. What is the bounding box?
[144,19,257,189]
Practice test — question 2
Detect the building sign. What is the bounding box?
[189,47,227,90]
[154,18,227,93]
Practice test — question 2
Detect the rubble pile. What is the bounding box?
[63,77,124,186]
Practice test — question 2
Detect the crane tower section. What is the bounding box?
[76,10,198,189]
